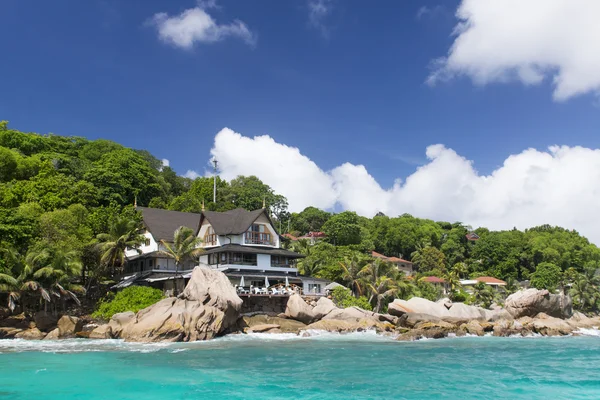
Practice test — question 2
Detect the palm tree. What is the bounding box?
[300,259,322,277]
[367,276,398,313]
[444,270,462,294]
[159,226,204,296]
[96,217,146,277]
[340,255,367,298]
[569,270,600,312]
[503,276,519,295]
[32,248,84,311]
[472,282,494,308]
[360,258,392,286]
[452,262,468,279]
[0,248,50,312]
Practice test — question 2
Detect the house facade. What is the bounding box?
[121,207,325,294]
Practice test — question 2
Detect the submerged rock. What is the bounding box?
[118,267,242,342]
[531,313,573,336]
[242,315,306,334]
[397,320,462,341]
[245,324,281,333]
[505,289,572,319]
[285,294,316,324]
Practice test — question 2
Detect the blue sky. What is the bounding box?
[3,0,600,241]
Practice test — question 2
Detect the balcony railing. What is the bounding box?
[244,231,273,246]
[203,233,217,246]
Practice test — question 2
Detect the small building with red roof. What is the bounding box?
[460,276,506,293]
[297,231,327,245]
[371,251,413,275]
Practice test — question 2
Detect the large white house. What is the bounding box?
[119,207,328,294]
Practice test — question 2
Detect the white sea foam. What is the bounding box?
[573,327,600,337]
[0,330,398,353]
[0,339,176,354]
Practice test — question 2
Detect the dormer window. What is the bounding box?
[245,224,273,245]
[204,226,217,246]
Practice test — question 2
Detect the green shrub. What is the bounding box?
[449,290,470,303]
[92,286,164,320]
[331,286,373,311]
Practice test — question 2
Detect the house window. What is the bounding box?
[149,259,153,269]
[208,253,219,265]
[204,226,217,246]
[245,224,272,245]
[307,283,321,294]
[271,256,289,267]
[230,253,257,265]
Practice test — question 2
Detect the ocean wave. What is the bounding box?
[0,339,176,354]
[573,327,600,337]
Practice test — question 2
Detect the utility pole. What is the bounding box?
[212,158,218,204]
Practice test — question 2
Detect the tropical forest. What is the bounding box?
[0,121,599,317]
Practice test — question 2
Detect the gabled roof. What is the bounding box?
[372,251,387,259]
[475,276,506,285]
[466,233,480,241]
[387,256,412,264]
[372,251,412,264]
[137,207,202,242]
[422,276,446,283]
[201,208,271,235]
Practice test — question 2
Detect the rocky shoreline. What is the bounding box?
[1,268,599,342]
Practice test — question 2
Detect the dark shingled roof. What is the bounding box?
[202,208,271,235]
[201,243,304,258]
[137,207,202,242]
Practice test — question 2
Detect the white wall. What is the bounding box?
[125,231,157,257]
[257,254,271,268]
[302,279,326,295]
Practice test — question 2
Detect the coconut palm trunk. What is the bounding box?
[159,226,204,297]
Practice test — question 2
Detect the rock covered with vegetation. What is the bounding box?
[95,267,243,342]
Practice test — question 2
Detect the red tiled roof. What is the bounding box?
[282,233,298,241]
[298,231,327,239]
[475,276,506,285]
[387,256,412,264]
[372,251,387,259]
[466,233,480,241]
[423,276,446,283]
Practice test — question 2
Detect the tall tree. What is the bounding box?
[339,255,367,297]
[159,226,204,296]
[0,248,50,311]
[96,217,145,277]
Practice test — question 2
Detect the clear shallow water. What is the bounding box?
[1,332,600,400]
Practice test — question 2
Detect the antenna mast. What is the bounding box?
[212,158,218,204]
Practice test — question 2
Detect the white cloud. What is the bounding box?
[308,0,333,37]
[150,3,256,49]
[184,170,201,179]
[416,5,445,20]
[209,127,600,244]
[161,158,170,167]
[429,0,600,101]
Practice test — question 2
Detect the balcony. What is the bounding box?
[203,233,217,246]
[244,231,274,246]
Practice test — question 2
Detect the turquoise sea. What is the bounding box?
[1,331,600,399]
